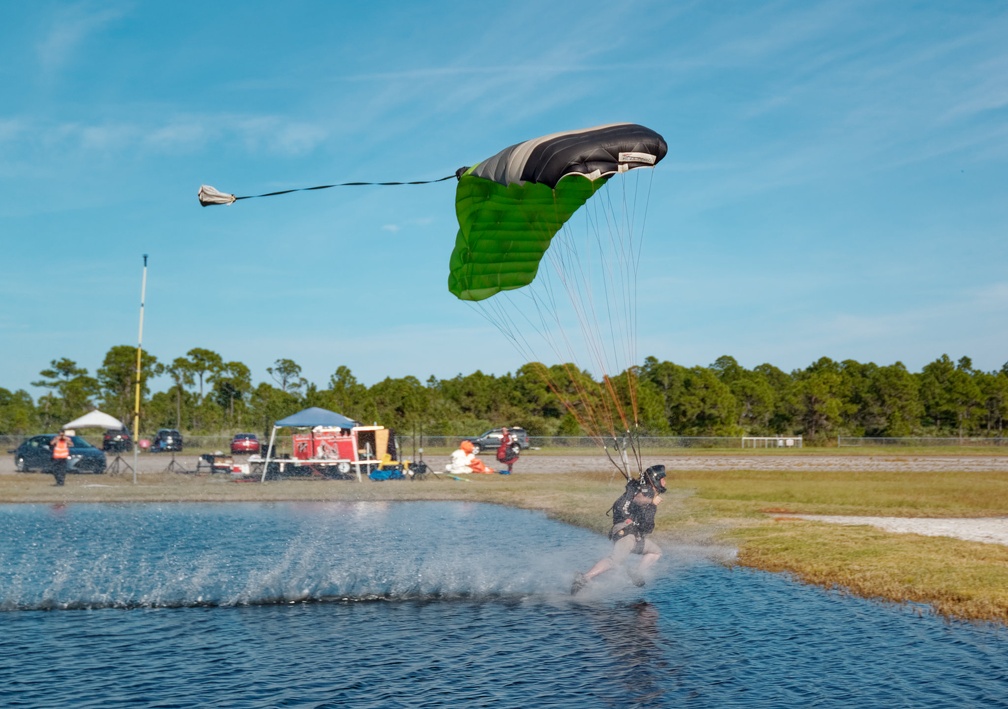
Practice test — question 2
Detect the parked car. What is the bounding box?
[463,427,530,455]
[12,434,107,474]
[151,429,183,452]
[103,428,133,452]
[230,433,261,454]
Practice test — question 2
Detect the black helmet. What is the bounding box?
[642,464,667,493]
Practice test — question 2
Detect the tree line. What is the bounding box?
[1,346,1006,444]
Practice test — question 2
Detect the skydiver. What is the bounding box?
[571,465,667,594]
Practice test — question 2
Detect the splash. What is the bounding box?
[0,501,608,610]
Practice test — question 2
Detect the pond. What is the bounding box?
[1,502,1005,707]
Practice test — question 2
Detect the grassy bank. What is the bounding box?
[3,462,1007,625]
[672,468,1008,625]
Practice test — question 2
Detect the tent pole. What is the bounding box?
[132,254,148,485]
[261,426,278,483]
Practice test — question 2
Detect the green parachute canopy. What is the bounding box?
[448,123,667,301]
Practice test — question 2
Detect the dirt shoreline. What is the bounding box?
[4,452,1008,548]
[11,450,1008,477]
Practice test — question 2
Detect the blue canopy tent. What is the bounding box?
[260,407,358,482]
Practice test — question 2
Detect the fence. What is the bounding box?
[838,437,1007,447]
[406,436,744,450]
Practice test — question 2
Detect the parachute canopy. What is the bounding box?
[448,123,667,301]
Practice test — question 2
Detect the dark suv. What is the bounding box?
[103,428,133,452]
[12,434,107,474]
[152,429,183,452]
[463,427,530,455]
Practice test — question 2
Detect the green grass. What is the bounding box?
[678,469,1008,518]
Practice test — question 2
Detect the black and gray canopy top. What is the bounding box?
[465,123,668,188]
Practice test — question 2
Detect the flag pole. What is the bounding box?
[132,254,148,484]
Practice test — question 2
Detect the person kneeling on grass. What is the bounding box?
[571,464,667,594]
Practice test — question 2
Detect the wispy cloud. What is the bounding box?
[231,117,329,156]
[0,112,332,161]
[36,2,129,74]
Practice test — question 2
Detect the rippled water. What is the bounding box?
[1,502,1005,707]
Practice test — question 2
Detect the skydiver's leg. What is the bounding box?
[583,535,635,580]
[53,459,67,486]
[639,546,662,570]
[583,556,613,581]
[628,538,662,586]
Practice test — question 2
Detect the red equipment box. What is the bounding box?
[292,433,313,460]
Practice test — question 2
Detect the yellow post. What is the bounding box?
[131,255,148,484]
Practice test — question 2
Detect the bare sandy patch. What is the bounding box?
[790,514,1008,546]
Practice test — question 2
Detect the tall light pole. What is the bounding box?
[132,254,148,484]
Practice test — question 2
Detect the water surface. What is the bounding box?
[1,502,1005,707]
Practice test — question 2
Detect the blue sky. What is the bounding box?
[2,1,1006,397]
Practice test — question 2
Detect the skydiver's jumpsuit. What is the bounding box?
[574,478,664,592]
[607,480,663,564]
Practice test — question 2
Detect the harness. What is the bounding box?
[607,479,653,553]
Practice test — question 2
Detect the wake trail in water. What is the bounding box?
[0,501,619,611]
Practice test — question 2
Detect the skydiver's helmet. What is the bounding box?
[641,465,667,495]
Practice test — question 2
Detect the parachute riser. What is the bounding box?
[603,428,644,483]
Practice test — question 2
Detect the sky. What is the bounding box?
[2,1,1006,397]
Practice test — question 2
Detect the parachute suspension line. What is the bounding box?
[472,209,627,480]
[483,189,632,481]
[464,223,623,466]
[527,362,630,481]
[580,183,640,453]
[600,170,655,437]
[618,169,658,477]
[605,183,645,467]
[630,168,659,475]
[591,184,637,431]
[579,197,629,433]
[548,252,620,437]
[467,294,629,471]
[544,195,627,439]
[470,284,565,372]
[484,176,654,482]
[615,174,642,435]
[591,175,653,477]
[532,220,623,448]
[197,174,457,206]
[619,177,640,429]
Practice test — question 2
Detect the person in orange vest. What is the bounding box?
[48,429,73,486]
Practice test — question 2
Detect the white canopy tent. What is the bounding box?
[63,409,132,475]
[63,409,128,431]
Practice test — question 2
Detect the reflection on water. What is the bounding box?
[0,502,1005,707]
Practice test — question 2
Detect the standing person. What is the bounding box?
[496,427,520,474]
[48,429,74,486]
[571,465,667,594]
